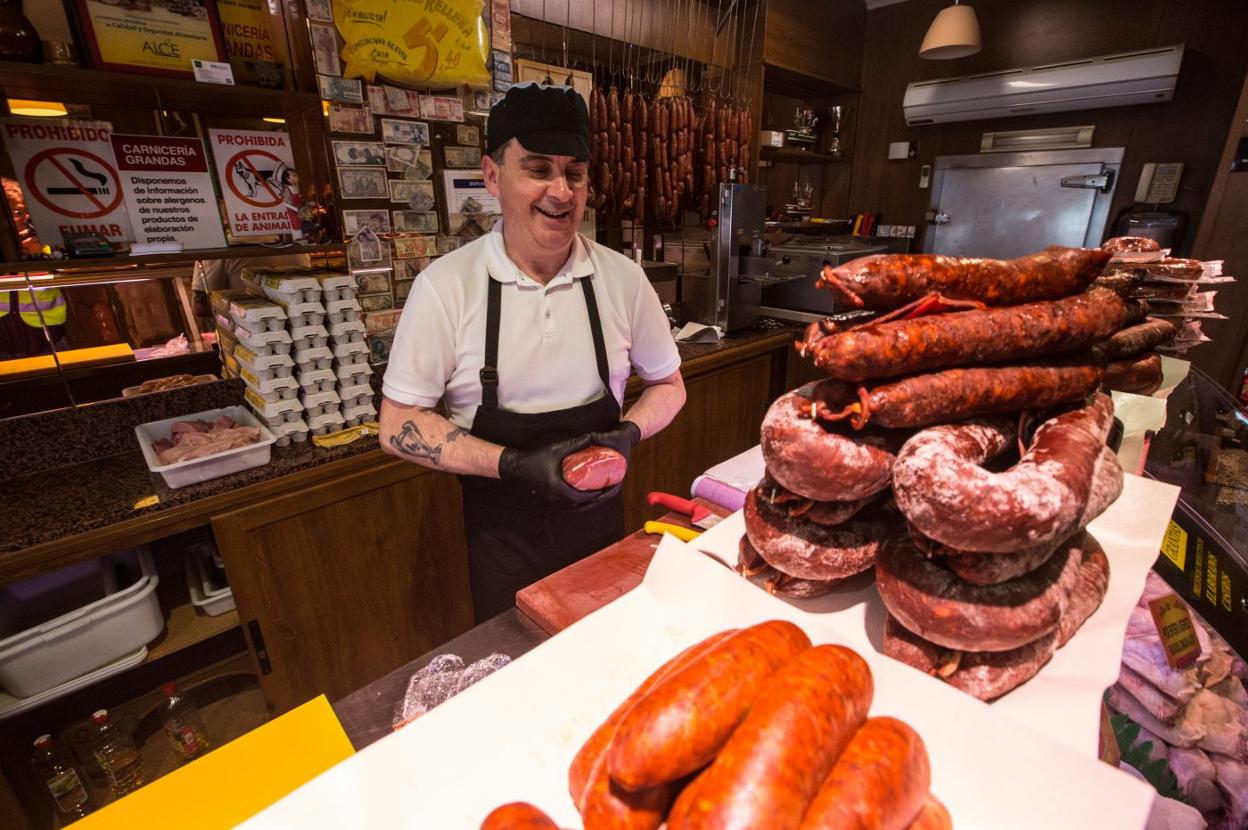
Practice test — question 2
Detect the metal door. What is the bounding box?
[925,148,1123,259]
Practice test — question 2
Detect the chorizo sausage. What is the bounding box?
[818,247,1113,311]
[1102,236,1161,253]
[806,288,1127,383]
[1122,298,1150,327]
[812,357,1105,431]
[479,802,560,830]
[568,631,736,805]
[892,393,1116,552]
[608,621,811,791]
[757,471,876,527]
[905,795,953,830]
[737,537,841,599]
[1096,318,1177,360]
[1056,532,1109,648]
[761,387,902,502]
[669,646,873,830]
[876,533,1082,652]
[745,487,893,582]
[797,717,930,830]
[1104,352,1163,395]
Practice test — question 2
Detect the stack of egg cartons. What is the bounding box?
[254,269,339,439]
[228,293,305,446]
[209,288,249,379]
[319,270,376,427]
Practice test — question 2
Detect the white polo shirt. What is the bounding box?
[382,223,681,429]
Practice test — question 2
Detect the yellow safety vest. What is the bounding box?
[0,288,67,327]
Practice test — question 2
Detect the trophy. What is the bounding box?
[823,105,845,158]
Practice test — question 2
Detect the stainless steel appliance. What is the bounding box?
[924,148,1124,258]
[683,183,768,333]
[755,236,888,318]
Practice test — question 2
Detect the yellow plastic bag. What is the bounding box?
[335,0,490,89]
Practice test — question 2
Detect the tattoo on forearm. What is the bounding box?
[446,425,469,443]
[390,420,444,465]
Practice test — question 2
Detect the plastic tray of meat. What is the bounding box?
[135,406,276,489]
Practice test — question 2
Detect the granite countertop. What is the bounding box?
[674,322,803,363]
[1,437,381,554]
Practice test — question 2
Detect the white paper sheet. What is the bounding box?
[693,473,1179,758]
[1156,355,1190,398]
[1112,391,1169,475]
[239,533,1158,830]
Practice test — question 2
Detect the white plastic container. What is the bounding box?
[0,647,147,721]
[185,551,235,617]
[0,552,162,698]
[135,406,276,489]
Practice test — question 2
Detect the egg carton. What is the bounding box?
[240,370,299,399]
[335,351,371,369]
[234,344,295,379]
[270,417,311,447]
[290,323,330,347]
[293,345,334,370]
[245,387,304,421]
[210,288,249,317]
[337,379,373,400]
[332,339,370,360]
[307,409,345,436]
[328,319,367,343]
[341,392,374,411]
[252,405,307,430]
[343,401,378,427]
[221,349,240,379]
[287,306,327,329]
[326,306,361,325]
[335,361,374,383]
[233,324,293,354]
[297,366,337,389]
[216,325,238,355]
[214,311,234,334]
[300,386,341,409]
[316,273,354,296]
[258,275,321,305]
[228,297,287,332]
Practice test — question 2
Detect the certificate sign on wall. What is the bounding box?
[70,0,227,78]
[110,134,227,250]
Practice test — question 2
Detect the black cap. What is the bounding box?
[486,83,591,161]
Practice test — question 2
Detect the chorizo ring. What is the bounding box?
[892,393,1116,552]
[875,533,1082,652]
[818,246,1112,311]
[806,288,1127,383]
[762,388,902,501]
[745,486,894,582]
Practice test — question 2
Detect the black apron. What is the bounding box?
[459,272,624,622]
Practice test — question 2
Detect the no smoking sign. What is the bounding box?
[24,147,123,219]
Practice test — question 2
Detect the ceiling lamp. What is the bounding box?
[7,99,68,117]
[919,1,982,60]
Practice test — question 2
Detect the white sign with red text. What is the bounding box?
[111,134,227,250]
[0,118,134,245]
[207,128,302,239]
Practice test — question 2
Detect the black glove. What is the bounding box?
[588,421,642,464]
[498,433,598,505]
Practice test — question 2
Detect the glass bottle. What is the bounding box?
[31,734,91,821]
[158,682,211,762]
[89,710,145,797]
[0,0,42,63]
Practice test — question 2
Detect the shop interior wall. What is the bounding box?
[832,0,1248,254]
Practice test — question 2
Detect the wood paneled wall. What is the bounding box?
[835,0,1248,256]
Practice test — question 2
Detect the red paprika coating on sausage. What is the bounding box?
[1102,236,1160,253]
[668,646,873,830]
[569,632,736,806]
[479,802,560,830]
[562,446,627,491]
[905,795,953,830]
[818,246,1111,311]
[810,288,1127,383]
[797,717,931,830]
[1097,317,1177,360]
[609,621,812,791]
[1104,352,1163,395]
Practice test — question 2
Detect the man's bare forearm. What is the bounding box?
[621,369,686,440]
[379,397,503,477]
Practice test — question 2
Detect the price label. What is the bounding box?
[1147,592,1201,669]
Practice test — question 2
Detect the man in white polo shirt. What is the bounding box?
[380,84,685,622]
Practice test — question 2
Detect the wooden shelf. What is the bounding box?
[760,146,846,164]
[0,61,318,117]
[0,243,346,282]
[144,600,241,666]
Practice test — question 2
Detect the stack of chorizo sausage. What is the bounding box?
[743,244,1136,700]
[1091,236,1213,393]
[587,87,751,226]
[480,621,949,830]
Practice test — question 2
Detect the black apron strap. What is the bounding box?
[480,275,502,410]
[579,276,612,394]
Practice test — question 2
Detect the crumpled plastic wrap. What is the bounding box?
[393,653,511,730]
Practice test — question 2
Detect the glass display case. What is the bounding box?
[1144,364,1248,657]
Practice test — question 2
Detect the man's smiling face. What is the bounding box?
[483,139,589,258]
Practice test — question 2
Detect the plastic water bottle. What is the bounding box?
[90,710,145,796]
[31,734,92,821]
[158,682,210,762]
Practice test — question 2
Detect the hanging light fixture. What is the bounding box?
[919,1,981,60]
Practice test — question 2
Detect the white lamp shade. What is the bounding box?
[919,4,982,60]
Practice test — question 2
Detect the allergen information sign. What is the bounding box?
[208,128,302,238]
[111,134,227,250]
[0,117,134,245]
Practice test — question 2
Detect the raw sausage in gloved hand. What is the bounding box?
[562,446,627,491]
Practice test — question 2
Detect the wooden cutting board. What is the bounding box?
[516,499,731,634]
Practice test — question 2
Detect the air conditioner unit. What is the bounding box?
[903,44,1183,126]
